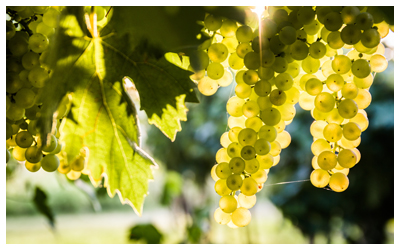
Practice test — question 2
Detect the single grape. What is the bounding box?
[25,145,43,163]
[310,169,330,188]
[324,12,343,31]
[342,122,362,141]
[189,50,209,71]
[238,128,257,147]
[337,149,357,168]
[28,33,49,53]
[215,179,231,196]
[226,174,243,191]
[311,138,331,156]
[272,57,288,73]
[229,157,245,174]
[216,162,232,179]
[214,208,231,225]
[13,146,27,161]
[332,55,352,74]
[309,41,326,59]
[220,19,238,37]
[236,25,253,43]
[240,177,258,196]
[236,43,252,58]
[269,89,287,106]
[323,123,342,142]
[237,193,256,209]
[297,6,315,25]
[219,195,237,213]
[14,88,36,109]
[243,52,260,70]
[329,172,349,192]
[228,52,245,70]
[208,43,229,63]
[338,99,358,119]
[254,138,271,155]
[317,151,337,170]
[314,92,335,113]
[290,40,309,61]
[351,59,371,78]
[197,77,218,96]
[204,14,223,31]
[305,78,323,96]
[15,131,34,148]
[355,12,374,30]
[25,161,41,172]
[240,145,256,160]
[340,25,362,45]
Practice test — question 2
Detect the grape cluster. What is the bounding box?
[189,6,390,227]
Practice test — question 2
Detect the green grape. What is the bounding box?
[341,6,360,24]
[25,106,41,120]
[312,107,329,121]
[327,31,345,49]
[286,61,300,78]
[320,27,331,43]
[260,18,278,39]
[6,103,25,121]
[305,78,323,96]
[290,40,309,61]
[257,154,274,169]
[270,35,287,54]
[228,52,244,70]
[257,96,272,110]
[6,149,11,163]
[340,136,361,149]
[9,34,29,56]
[235,83,252,99]
[229,157,245,174]
[269,89,286,106]
[243,51,260,70]
[351,59,371,78]
[189,50,209,71]
[314,92,335,113]
[341,82,359,99]
[260,49,275,68]
[323,123,342,142]
[226,174,243,191]
[324,12,343,31]
[326,74,345,92]
[272,57,288,73]
[253,80,271,97]
[227,96,246,117]
[285,86,300,104]
[297,6,315,25]
[208,43,229,63]
[41,154,59,172]
[15,131,34,148]
[353,74,373,89]
[236,25,253,43]
[340,25,362,45]
[304,20,321,35]
[277,103,296,121]
[197,76,218,96]
[252,35,270,54]
[302,56,320,74]
[227,142,242,158]
[216,148,230,163]
[236,43,252,58]
[254,138,271,155]
[272,8,288,24]
[275,73,293,91]
[342,122,361,141]
[310,120,328,139]
[6,72,23,94]
[242,100,260,118]
[222,37,238,53]
[258,125,277,141]
[238,128,257,147]
[309,41,326,59]
[231,207,251,227]
[311,138,331,156]
[42,134,58,152]
[21,51,40,70]
[332,55,352,74]
[240,145,255,160]
[14,88,36,109]
[28,33,49,53]
[6,21,17,41]
[238,193,256,209]
[31,6,50,14]
[215,179,231,196]
[299,74,316,91]
[317,151,337,170]
[25,145,43,163]
[25,161,41,172]
[216,162,232,179]
[252,168,268,184]
[279,26,297,45]
[316,6,331,24]
[260,107,281,126]
[258,65,275,80]
[6,123,13,140]
[269,141,281,157]
[326,108,344,125]
[299,92,316,111]
[49,141,63,155]
[207,62,224,80]
[240,177,258,196]
[219,195,237,213]
[242,70,259,85]
[13,146,27,161]
[28,66,49,88]
[228,127,242,142]
[228,116,245,130]
[204,14,223,31]
[220,132,231,148]
[42,7,60,28]
[36,22,55,38]
[214,208,231,225]
[329,172,349,192]
[355,12,374,30]
[338,99,358,119]
[310,169,330,188]
[353,89,372,109]
[244,117,262,133]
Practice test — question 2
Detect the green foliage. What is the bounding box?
[129,223,163,244]
[33,186,55,228]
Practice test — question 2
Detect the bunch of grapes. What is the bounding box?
[189,6,390,227]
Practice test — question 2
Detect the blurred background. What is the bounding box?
[6,20,394,245]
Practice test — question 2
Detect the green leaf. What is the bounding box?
[129,223,163,244]
[33,187,55,228]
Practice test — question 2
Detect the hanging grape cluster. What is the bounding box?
[189,6,391,228]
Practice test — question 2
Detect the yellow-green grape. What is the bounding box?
[351,59,371,79]
[245,117,263,132]
[310,169,330,188]
[42,134,58,152]
[25,145,43,163]
[14,88,36,109]
[230,157,245,174]
[222,37,239,53]
[317,151,338,170]
[309,41,327,59]
[219,195,238,213]
[299,74,316,91]
[227,96,245,117]
[311,155,319,169]
[254,138,271,155]
[244,158,260,174]
[275,130,291,149]
[272,57,288,73]
[242,69,259,85]
[8,34,29,57]
[204,14,223,31]
[311,138,331,156]
[341,82,359,100]
[326,74,345,92]
[228,116,246,129]
[236,43,252,59]
[258,125,277,142]
[340,25,362,45]
[360,28,380,48]
[339,136,361,149]
[257,96,272,110]
[28,33,49,53]
[269,89,286,106]
[238,128,257,147]
[304,19,321,35]
[15,131,34,148]
[310,120,328,139]
[337,149,357,168]
[314,92,335,113]
[21,51,40,70]
[260,107,281,126]
[259,49,275,68]
[272,155,281,167]
[12,146,27,161]
[326,108,344,124]
[216,148,231,163]
[321,60,335,79]
[297,6,315,25]
[243,52,260,70]
[7,104,25,121]
[66,170,81,180]
[331,55,351,74]
[285,87,300,104]
[208,43,229,63]
[228,52,244,70]
[241,145,256,160]
[279,26,297,45]
[354,73,373,89]
[216,162,231,179]
[220,132,231,148]
[338,99,358,119]
[25,161,41,172]
[36,22,55,38]
[235,83,252,99]
[207,62,224,80]
[42,7,60,28]
[41,154,60,172]
[6,72,24,94]
[329,172,349,192]
[302,56,320,74]
[6,20,16,40]
[228,127,242,142]
[231,207,251,227]
[227,142,242,159]
[236,25,253,43]
[252,169,268,184]
[312,107,329,121]
[215,179,231,196]
[275,73,294,91]
[305,78,323,96]
[320,26,331,42]
[28,66,49,88]
[238,193,256,209]
[290,40,309,61]
[370,54,388,73]
[258,154,274,169]
[342,122,362,141]
[248,88,259,102]
[189,50,209,72]
[341,6,360,24]
[274,119,286,133]
[269,141,282,157]
[286,61,301,78]
[254,80,271,97]
[226,174,243,191]
[350,112,369,132]
[269,35,287,55]
[327,31,345,50]
[197,76,218,96]
[242,100,260,118]
[220,19,238,37]
[324,12,343,31]
[258,66,274,81]
[211,165,219,181]
[353,89,372,110]
[214,208,231,225]
[240,177,258,197]
[323,123,343,142]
